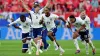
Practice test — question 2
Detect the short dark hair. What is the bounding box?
[34,4,40,8]
[20,15,26,19]
[80,9,85,13]
[34,2,40,8]
[69,15,75,19]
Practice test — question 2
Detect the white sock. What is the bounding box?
[89,40,95,49]
[85,43,89,54]
[59,46,64,52]
[26,40,32,52]
[73,39,80,50]
[53,40,58,48]
[31,39,36,47]
[36,40,41,52]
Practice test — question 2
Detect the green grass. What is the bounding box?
[0,40,100,56]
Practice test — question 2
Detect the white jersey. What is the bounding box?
[29,8,44,28]
[66,17,85,31]
[9,17,31,33]
[79,15,91,30]
[42,13,59,31]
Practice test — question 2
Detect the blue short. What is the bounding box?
[49,27,57,36]
[22,32,31,40]
[79,30,89,41]
[32,27,43,38]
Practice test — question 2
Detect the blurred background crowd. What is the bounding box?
[0,0,100,13]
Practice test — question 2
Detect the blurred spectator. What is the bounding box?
[97,5,100,12]
[91,0,99,8]
[84,0,92,12]
[0,0,100,13]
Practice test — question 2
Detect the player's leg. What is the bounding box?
[88,39,95,55]
[86,35,95,55]
[48,31,59,49]
[47,28,65,55]
[26,32,32,54]
[80,33,89,55]
[34,28,43,55]
[73,32,80,54]
[22,33,28,53]
[42,29,49,50]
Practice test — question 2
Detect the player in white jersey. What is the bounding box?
[8,15,32,54]
[79,9,95,55]
[20,0,50,55]
[66,15,95,55]
[40,7,65,56]
[65,15,86,54]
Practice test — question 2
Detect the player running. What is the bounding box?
[40,7,65,56]
[65,15,95,55]
[20,0,50,55]
[8,15,32,54]
[79,9,95,55]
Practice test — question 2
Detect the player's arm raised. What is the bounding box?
[8,20,18,27]
[45,0,51,8]
[20,0,30,13]
[13,24,21,29]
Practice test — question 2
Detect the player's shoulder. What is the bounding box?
[86,15,90,20]
[16,18,20,21]
[51,13,57,16]
[26,17,31,21]
[76,17,83,22]
[76,17,81,20]
[41,14,45,17]
[29,10,34,14]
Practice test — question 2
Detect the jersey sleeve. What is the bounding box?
[29,10,34,16]
[9,18,20,26]
[19,26,22,29]
[54,14,59,19]
[27,18,32,25]
[86,16,91,24]
[39,8,44,14]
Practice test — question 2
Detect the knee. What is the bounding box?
[47,32,52,37]
[85,39,89,43]
[22,38,27,43]
[73,33,78,39]
[22,49,27,53]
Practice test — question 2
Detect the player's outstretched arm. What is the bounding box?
[58,17,66,24]
[45,0,51,8]
[13,24,21,29]
[20,0,30,13]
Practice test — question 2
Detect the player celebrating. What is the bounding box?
[79,9,95,55]
[8,15,32,54]
[20,0,50,55]
[40,7,65,56]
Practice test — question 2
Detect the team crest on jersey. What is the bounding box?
[26,23,29,25]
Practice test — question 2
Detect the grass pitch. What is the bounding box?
[0,40,100,56]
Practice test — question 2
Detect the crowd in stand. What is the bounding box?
[0,0,100,13]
